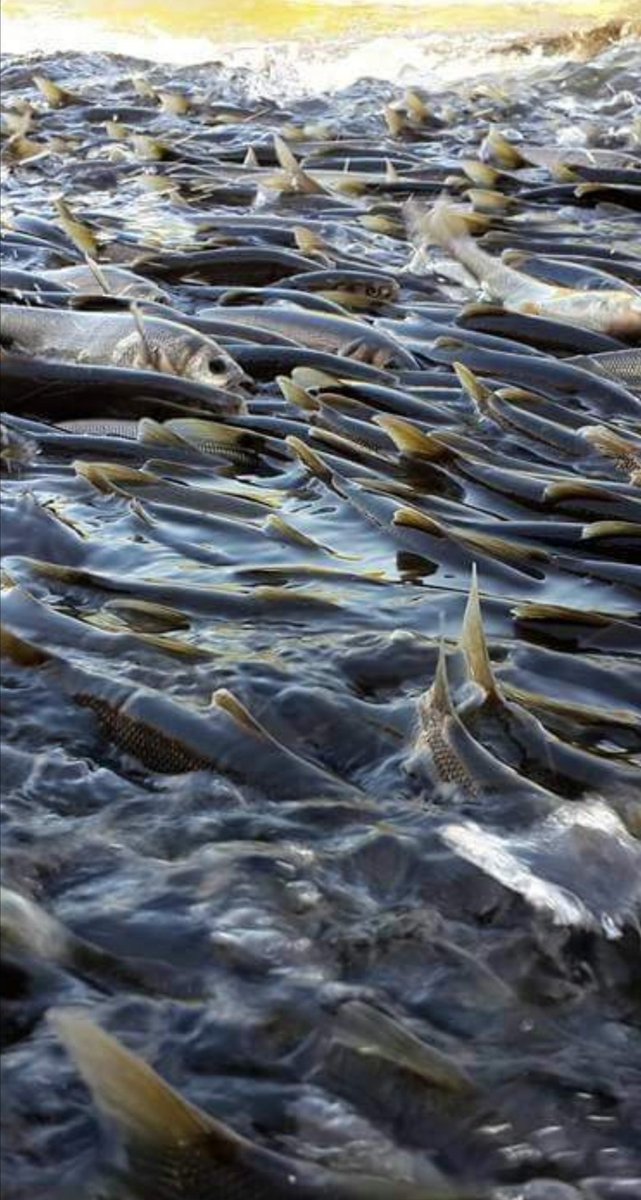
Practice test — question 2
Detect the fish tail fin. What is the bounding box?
[51,1010,216,1149]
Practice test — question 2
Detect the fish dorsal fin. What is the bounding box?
[273,135,323,195]
[375,414,447,460]
[33,73,75,107]
[84,255,110,294]
[383,105,406,137]
[459,566,497,696]
[285,435,333,483]
[277,375,318,412]
[137,418,188,448]
[129,301,155,370]
[404,89,429,121]
[53,197,99,258]
[460,159,500,188]
[429,640,455,718]
[293,225,327,257]
[0,625,51,667]
[479,126,525,169]
[243,145,259,168]
[385,159,400,183]
[212,688,272,739]
[453,361,492,413]
[52,1011,244,1151]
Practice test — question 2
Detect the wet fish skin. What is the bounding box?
[0,351,243,418]
[0,305,245,391]
[407,201,641,337]
[41,264,170,300]
[198,304,419,368]
[565,348,641,393]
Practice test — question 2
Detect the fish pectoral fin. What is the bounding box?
[51,1010,244,1154]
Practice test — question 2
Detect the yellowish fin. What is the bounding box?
[137,418,188,448]
[263,515,320,549]
[53,198,99,258]
[479,126,525,169]
[74,461,159,494]
[383,106,406,137]
[103,598,190,633]
[32,73,77,107]
[212,689,271,739]
[131,74,156,99]
[52,1010,226,1148]
[0,625,50,667]
[273,135,325,195]
[130,134,168,162]
[359,213,405,237]
[467,188,515,213]
[581,520,641,541]
[293,225,329,257]
[286,435,333,483]
[331,999,475,1093]
[459,566,497,695]
[453,362,492,411]
[460,160,500,188]
[393,507,443,535]
[277,375,318,412]
[375,415,446,460]
[157,90,190,115]
[105,119,128,140]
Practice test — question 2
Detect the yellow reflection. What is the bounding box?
[3,0,636,45]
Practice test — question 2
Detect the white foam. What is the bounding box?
[0,12,607,101]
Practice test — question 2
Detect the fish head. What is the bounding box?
[116,321,248,395]
[528,289,641,337]
[170,332,247,392]
[603,295,641,340]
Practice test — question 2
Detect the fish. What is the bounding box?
[0,305,245,390]
[51,1010,475,1200]
[0,624,362,794]
[41,263,169,300]
[566,348,641,393]
[1,887,180,995]
[406,202,641,337]
[0,350,243,419]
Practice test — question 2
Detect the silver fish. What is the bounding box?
[0,305,244,390]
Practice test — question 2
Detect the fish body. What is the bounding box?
[566,348,641,392]
[198,305,418,368]
[0,305,244,390]
[408,202,641,337]
[41,264,169,299]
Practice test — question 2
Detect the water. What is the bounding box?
[1,11,641,1200]
[1,0,638,93]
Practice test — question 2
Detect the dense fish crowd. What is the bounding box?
[1,32,641,1200]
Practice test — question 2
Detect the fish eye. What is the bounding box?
[366,285,380,297]
[207,354,228,376]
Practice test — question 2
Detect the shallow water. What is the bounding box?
[1,26,641,1200]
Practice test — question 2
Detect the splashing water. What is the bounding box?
[2,0,639,97]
